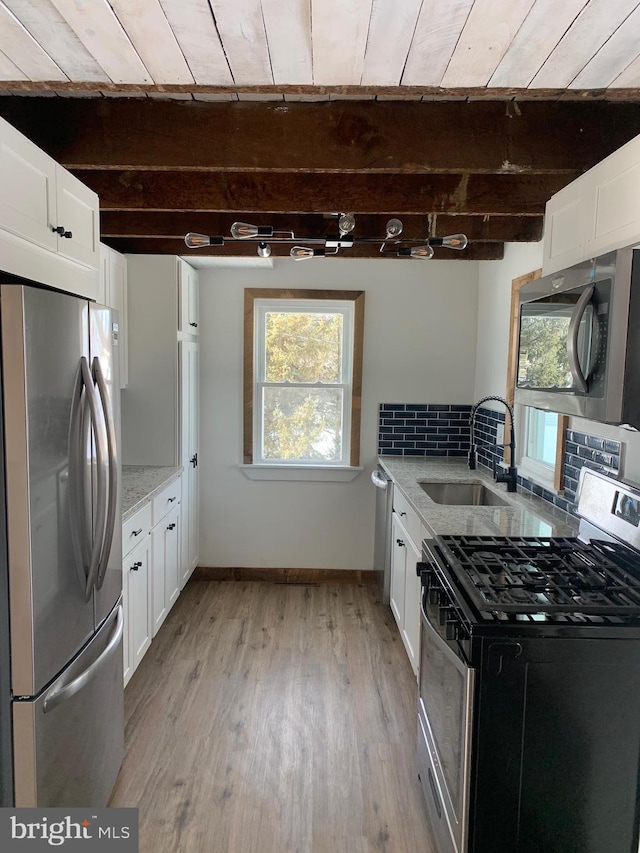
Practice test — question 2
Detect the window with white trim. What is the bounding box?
[517,406,559,490]
[244,289,364,468]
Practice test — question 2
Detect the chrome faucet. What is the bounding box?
[468,395,518,492]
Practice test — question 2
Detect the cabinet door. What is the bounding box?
[54,165,100,269]
[180,341,199,577]
[179,260,199,335]
[402,536,421,677]
[589,136,640,257]
[122,558,131,686]
[123,535,152,685]
[542,172,594,275]
[163,504,181,613]
[151,524,168,636]
[0,117,57,252]
[390,514,407,630]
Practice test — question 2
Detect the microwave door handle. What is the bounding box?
[567,284,595,393]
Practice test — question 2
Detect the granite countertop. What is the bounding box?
[122,465,182,520]
[378,456,579,539]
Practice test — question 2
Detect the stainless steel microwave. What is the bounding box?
[515,248,640,429]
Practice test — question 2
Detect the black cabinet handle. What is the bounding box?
[190,453,198,468]
[167,523,176,531]
[51,225,72,238]
[190,322,198,328]
[168,496,177,503]
[130,561,142,572]
[396,539,405,547]
[132,528,143,536]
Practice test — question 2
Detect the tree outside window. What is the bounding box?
[244,289,364,467]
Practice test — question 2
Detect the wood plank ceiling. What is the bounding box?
[1,0,640,260]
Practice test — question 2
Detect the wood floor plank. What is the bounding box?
[110,580,434,852]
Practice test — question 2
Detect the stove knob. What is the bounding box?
[428,587,441,606]
[445,621,459,641]
[416,560,432,578]
[439,606,454,626]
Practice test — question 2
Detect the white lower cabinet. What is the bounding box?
[122,503,153,687]
[390,501,423,678]
[123,536,152,687]
[151,485,182,637]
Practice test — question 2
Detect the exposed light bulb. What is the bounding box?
[385,218,403,239]
[290,246,325,260]
[184,232,211,248]
[411,245,434,259]
[257,241,271,258]
[397,245,434,259]
[338,213,356,236]
[230,221,274,239]
[441,233,468,250]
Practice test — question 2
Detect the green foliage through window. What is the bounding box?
[254,300,354,464]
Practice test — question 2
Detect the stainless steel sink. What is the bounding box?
[418,480,508,507]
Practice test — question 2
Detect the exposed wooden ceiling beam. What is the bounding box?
[102,238,505,261]
[83,170,567,215]
[99,211,543,242]
[3,81,640,101]
[1,98,640,174]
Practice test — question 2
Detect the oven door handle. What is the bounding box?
[567,284,594,393]
[421,589,472,677]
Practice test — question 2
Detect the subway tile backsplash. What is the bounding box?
[378,403,471,457]
[379,403,623,517]
[562,429,621,506]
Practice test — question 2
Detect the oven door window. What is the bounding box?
[517,291,594,391]
[419,609,473,823]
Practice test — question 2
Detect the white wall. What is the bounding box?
[199,258,479,569]
[474,242,640,484]
[474,241,544,399]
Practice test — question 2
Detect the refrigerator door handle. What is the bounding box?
[92,357,118,589]
[69,358,107,600]
[82,357,108,600]
[68,361,92,595]
[42,604,123,715]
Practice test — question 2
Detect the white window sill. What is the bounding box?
[239,464,363,482]
[517,457,557,493]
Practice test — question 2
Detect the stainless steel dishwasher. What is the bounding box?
[371,466,393,604]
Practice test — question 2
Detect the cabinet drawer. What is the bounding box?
[393,488,422,548]
[122,503,152,557]
[152,478,181,525]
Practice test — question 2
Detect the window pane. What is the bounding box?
[265,312,343,383]
[526,408,558,466]
[262,387,343,461]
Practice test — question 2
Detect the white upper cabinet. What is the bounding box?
[543,134,640,275]
[0,117,100,299]
[178,259,199,336]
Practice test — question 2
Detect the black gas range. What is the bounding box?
[423,531,640,646]
[416,468,640,853]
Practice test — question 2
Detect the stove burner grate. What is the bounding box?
[438,535,640,616]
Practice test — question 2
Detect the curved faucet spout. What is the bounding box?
[468,395,518,492]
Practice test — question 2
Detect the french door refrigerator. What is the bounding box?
[0,282,123,807]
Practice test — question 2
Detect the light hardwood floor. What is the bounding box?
[110,580,435,853]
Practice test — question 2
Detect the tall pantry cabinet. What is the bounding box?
[121,255,200,586]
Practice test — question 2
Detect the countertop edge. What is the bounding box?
[122,465,183,521]
[378,456,579,539]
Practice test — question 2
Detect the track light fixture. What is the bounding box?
[184,215,468,260]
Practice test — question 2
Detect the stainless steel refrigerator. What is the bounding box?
[0,282,123,807]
